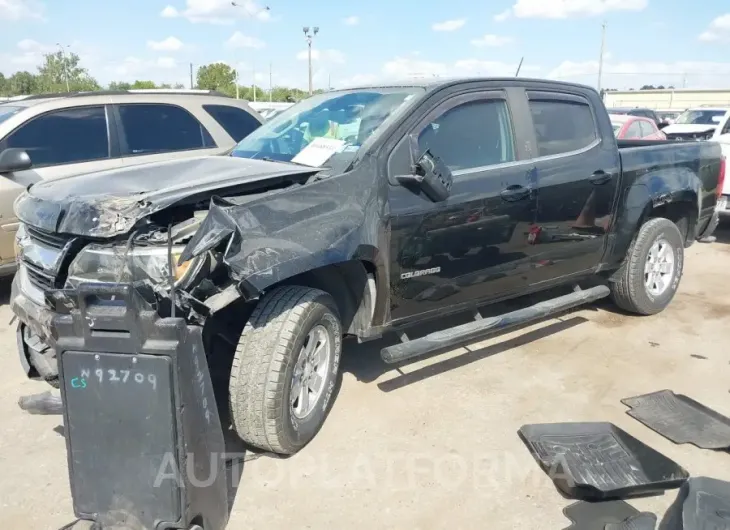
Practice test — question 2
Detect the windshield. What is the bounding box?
[675,109,727,125]
[231,88,423,167]
[0,105,22,125]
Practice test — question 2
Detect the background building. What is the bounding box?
[603,88,730,110]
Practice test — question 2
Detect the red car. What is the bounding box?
[610,114,666,140]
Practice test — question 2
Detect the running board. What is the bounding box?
[381,285,610,364]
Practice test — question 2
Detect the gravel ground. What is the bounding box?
[2,221,729,530]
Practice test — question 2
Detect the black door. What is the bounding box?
[387,90,539,323]
[523,90,621,284]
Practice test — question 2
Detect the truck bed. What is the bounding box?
[616,138,723,237]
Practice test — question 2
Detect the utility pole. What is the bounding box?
[190,63,194,89]
[230,1,271,100]
[56,43,71,92]
[252,60,257,102]
[303,26,319,95]
[269,62,273,102]
[235,69,240,99]
[597,21,606,92]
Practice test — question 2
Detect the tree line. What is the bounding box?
[1,51,319,102]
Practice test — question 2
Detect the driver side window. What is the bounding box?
[417,99,515,172]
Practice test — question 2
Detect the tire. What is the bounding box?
[609,217,684,315]
[228,285,342,455]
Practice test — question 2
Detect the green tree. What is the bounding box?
[36,51,99,92]
[131,80,157,89]
[108,81,132,90]
[0,73,7,96]
[197,63,236,94]
[8,71,38,95]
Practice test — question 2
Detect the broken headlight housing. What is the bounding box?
[64,244,202,290]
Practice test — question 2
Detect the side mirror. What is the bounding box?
[396,139,453,202]
[658,121,670,130]
[0,148,32,173]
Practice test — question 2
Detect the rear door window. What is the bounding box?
[2,106,109,167]
[203,104,261,142]
[639,120,657,137]
[117,103,216,156]
[528,96,597,157]
[625,121,643,139]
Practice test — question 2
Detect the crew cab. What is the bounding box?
[8,78,725,529]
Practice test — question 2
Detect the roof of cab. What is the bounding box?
[333,76,597,93]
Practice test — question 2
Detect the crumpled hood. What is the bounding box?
[14,156,318,238]
[662,123,717,136]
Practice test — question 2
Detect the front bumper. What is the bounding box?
[15,279,230,529]
[11,269,59,380]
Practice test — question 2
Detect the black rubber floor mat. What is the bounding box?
[660,477,730,529]
[604,512,657,530]
[563,500,639,530]
[622,390,730,450]
[518,422,689,500]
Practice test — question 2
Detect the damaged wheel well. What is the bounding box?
[275,260,377,337]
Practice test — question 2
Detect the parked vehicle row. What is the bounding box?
[0,90,264,276]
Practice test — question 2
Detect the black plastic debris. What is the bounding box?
[659,477,730,529]
[622,390,730,450]
[604,512,657,530]
[518,422,689,500]
[562,500,639,530]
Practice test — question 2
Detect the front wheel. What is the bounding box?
[228,286,342,455]
[609,217,684,315]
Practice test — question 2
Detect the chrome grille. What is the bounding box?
[21,226,75,291]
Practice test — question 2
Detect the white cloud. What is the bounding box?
[548,59,730,89]
[0,39,91,74]
[160,5,178,17]
[296,48,346,64]
[160,0,270,25]
[699,14,730,42]
[105,56,181,82]
[147,36,185,52]
[432,18,466,31]
[471,34,514,47]
[510,0,647,19]
[494,9,511,22]
[381,56,536,80]
[338,73,380,88]
[0,0,45,20]
[226,31,266,49]
[343,15,359,26]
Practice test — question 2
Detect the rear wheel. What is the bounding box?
[228,286,342,455]
[609,217,684,315]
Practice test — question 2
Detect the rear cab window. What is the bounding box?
[117,103,216,156]
[203,104,261,142]
[527,92,597,157]
[0,106,109,167]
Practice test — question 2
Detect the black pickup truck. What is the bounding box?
[9,78,724,529]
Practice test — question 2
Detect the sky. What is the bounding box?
[1,0,730,91]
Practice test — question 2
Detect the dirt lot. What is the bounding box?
[2,222,730,530]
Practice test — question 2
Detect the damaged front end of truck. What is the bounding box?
[10,154,383,530]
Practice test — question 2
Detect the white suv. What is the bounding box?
[661,107,730,214]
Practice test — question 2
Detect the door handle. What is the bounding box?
[590,170,611,185]
[500,184,531,202]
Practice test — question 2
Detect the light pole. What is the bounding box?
[303,26,319,95]
[597,21,606,93]
[56,43,71,92]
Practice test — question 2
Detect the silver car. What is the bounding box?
[0,90,263,276]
